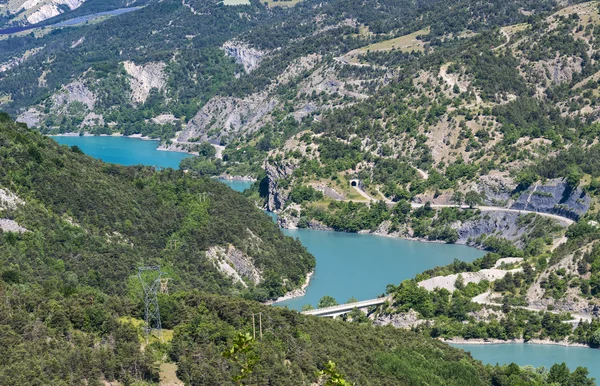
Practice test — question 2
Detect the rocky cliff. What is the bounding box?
[222,41,265,73]
[6,0,86,25]
[180,92,276,143]
[123,61,167,104]
[264,158,298,212]
[510,180,590,221]
[205,244,262,287]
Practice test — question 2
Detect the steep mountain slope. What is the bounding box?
[0,113,314,299]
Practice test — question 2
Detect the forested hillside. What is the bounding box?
[4,0,596,239]
[0,113,314,300]
[0,115,583,385]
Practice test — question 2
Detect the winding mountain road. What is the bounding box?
[350,185,575,226]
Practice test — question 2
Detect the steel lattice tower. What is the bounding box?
[138,266,164,337]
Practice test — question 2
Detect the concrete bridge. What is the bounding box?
[301,296,389,318]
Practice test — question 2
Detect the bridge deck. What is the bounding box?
[301,297,389,317]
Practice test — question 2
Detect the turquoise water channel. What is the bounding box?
[51,135,600,380]
[450,343,600,381]
[52,135,191,168]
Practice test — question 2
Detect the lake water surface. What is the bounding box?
[52,135,191,168]
[52,135,600,378]
[450,343,600,381]
[219,179,484,309]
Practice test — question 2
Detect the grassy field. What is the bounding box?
[159,363,184,386]
[354,27,429,54]
[339,27,429,64]
[501,23,529,35]
[262,0,302,8]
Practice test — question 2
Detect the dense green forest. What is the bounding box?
[0,113,314,299]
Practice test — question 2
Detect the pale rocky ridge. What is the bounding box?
[179,92,277,144]
[0,188,27,233]
[6,0,86,25]
[52,80,96,110]
[222,41,266,73]
[123,61,167,104]
[205,244,262,287]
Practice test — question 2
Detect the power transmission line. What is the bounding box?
[137,266,166,340]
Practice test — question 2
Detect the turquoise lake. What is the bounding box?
[274,229,483,309]
[51,135,600,379]
[219,179,485,309]
[219,179,255,192]
[52,136,191,168]
[450,343,600,381]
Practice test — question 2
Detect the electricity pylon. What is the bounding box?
[138,266,165,338]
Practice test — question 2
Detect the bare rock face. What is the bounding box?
[477,171,515,205]
[533,55,583,85]
[526,247,594,317]
[0,188,24,210]
[123,61,166,104]
[510,179,590,221]
[80,112,104,128]
[0,188,27,233]
[52,80,96,110]
[222,41,265,73]
[181,93,276,142]
[205,244,262,287]
[454,211,525,244]
[11,0,85,24]
[16,108,42,127]
[264,159,298,211]
[0,219,27,233]
[373,310,428,329]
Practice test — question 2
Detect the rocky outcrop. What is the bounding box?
[525,244,595,317]
[418,267,523,292]
[0,219,27,233]
[454,211,526,244]
[10,0,85,24]
[532,55,583,85]
[476,171,515,205]
[0,188,27,233]
[373,310,428,329]
[264,159,297,211]
[0,188,24,210]
[222,41,265,73]
[0,46,44,74]
[123,61,166,104]
[181,93,276,143]
[151,113,178,125]
[510,180,590,221]
[278,210,333,231]
[205,244,262,287]
[52,80,96,110]
[16,108,42,127]
[80,112,104,128]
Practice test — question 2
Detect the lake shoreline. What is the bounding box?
[443,337,591,349]
[265,271,314,306]
[50,132,158,141]
[217,174,257,182]
[281,218,487,251]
